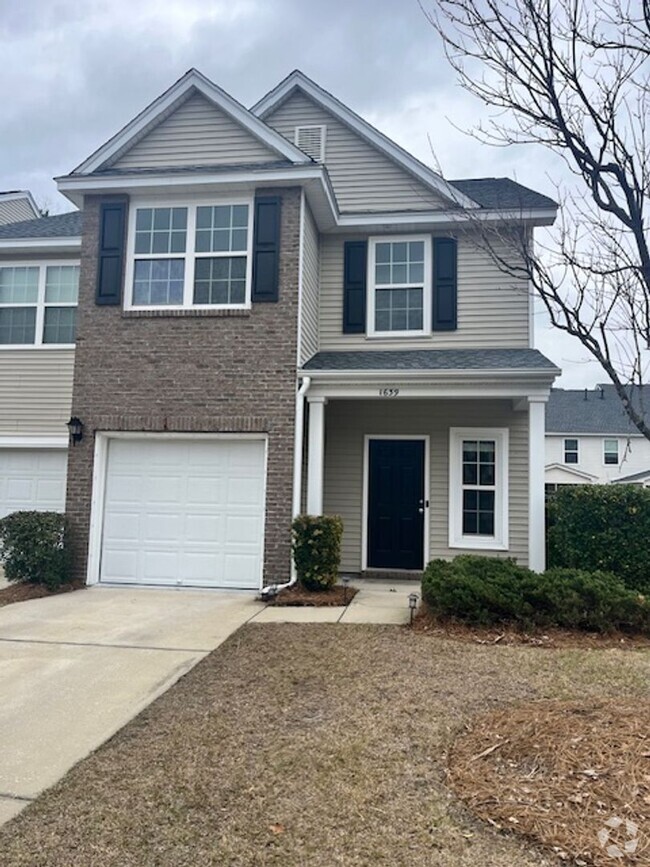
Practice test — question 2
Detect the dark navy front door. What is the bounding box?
[367,439,425,570]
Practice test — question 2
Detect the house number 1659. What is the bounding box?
[379,388,400,397]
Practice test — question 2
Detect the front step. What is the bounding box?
[361,569,423,582]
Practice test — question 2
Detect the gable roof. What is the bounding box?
[252,70,479,211]
[72,69,312,175]
[544,462,598,482]
[612,468,650,484]
[547,385,650,435]
[0,190,40,224]
[0,211,81,239]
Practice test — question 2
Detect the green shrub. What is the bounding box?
[422,555,649,634]
[0,511,70,590]
[292,514,343,591]
[547,485,650,593]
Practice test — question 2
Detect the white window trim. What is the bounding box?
[603,437,620,466]
[449,427,509,551]
[564,437,579,464]
[366,234,431,338]
[0,260,79,350]
[294,125,327,163]
[124,194,255,312]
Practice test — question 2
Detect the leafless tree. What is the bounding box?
[426,0,650,438]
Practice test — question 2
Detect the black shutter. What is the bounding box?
[343,240,367,333]
[432,237,457,331]
[96,201,127,306]
[251,195,281,302]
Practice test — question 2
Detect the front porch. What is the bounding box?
[298,349,560,574]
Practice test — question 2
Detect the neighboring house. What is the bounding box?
[545,385,650,491]
[0,211,81,519]
[0,191,40,226]
[1,68,560,590]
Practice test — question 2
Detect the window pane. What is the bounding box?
[133,259,184,306]
[373,240,426,286]
[463,463,478,485]
[604,439,618,464]
[0,267,39,304]
[43,307,76,344]
[193,256,247,305]
[375,243,391,264]
[462,488,495,536]
[565,439,578,450]
[0,307,36,344]
[45,265,79,303]
[194,205,249,253]
[374,286,423,332]
[134,207,186,255]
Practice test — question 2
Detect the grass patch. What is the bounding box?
[0,625,648,866]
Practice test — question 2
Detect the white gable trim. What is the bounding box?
[73,69,312,175]
[544,462,598,482]
[252,71,479,211]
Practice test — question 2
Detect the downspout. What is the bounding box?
[260,374,311,599]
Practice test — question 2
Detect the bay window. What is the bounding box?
[126,199,253,310]
[367,236,431,336]
[0,263,79,346]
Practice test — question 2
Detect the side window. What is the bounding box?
[0,264,79,346]
[564,438,579,464]
[603,438,619,465]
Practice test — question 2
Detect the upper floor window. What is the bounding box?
[125,199,253,310]
[367,236,431,337]
[564,438,579,464]
[603,438,619,465]
[0,263,79,347]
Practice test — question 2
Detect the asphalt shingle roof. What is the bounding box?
[0,211,81,239]
[450,178,557,211]
[613,467,650,483]
[303,348,558,372]
[546,385,650,434]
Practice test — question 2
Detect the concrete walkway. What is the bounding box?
[0,578,418,825]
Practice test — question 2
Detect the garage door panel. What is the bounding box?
[0,449,68,519]
[100,438,265,589]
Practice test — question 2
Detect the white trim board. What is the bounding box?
[86,431,269,590]
[361,434,430,572]
[252,70,479,210]
[0,437,68,449]
[72,69,312,175]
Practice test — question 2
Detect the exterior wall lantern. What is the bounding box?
[66,416,84,445]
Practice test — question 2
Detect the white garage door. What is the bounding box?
[0,449,68,519]
[100,438,266,589]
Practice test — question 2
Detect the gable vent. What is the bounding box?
[295,125,326,162]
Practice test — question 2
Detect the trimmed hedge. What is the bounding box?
[292,514,344,591]
[0,510,70,590]
[422,554,649,633]
[547,485,650,593]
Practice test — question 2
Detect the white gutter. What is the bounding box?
[260,374,311,599]
[0,237,81,251]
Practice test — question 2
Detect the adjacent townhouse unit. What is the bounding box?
[0,191,40,226]
[0,68,560,591]
[545,385,650,492]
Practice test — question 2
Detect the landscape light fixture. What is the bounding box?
[408,593,418,626]
[342,574,351,604]
[66,416,84,445]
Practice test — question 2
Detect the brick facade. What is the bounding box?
[66,187,301,585]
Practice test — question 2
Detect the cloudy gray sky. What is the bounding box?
[0,0,602,386]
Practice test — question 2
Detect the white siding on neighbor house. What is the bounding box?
[0,350,74,436]
[112,92,279,170]
[545,433,650,484]
[0,197,37,226]
[318,232,530,351]
[324,399,529,572]
[264,91,447,213]
[300,200,320,364]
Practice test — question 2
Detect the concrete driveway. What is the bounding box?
[0,586,264,824]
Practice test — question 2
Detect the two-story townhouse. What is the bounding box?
[545,385,650,490]
[2,68,560,591]
[0,212,81,520]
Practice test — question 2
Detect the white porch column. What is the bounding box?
[528,397,547,572]
[307,396,326,515]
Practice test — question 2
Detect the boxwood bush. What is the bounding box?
[292,514,343,591]
[0,510,70,590]
[547,485,650,593]
[422,554,649,633]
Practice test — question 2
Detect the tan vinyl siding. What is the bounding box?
[265,91,447,213]
[319,232,530,350]
[300,199,320,364]
[0,198,36,226]
[324,399,529,571]
[113,92,279,170]
[0,350,74,435]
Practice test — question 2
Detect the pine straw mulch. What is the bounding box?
[413,607,650,650]
[265,583,359,606]
[0,580,84,608]
[448,699,650,865]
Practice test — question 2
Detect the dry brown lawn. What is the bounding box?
[0,623,649,867]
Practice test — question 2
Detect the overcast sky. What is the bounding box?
[0,0,603,387]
